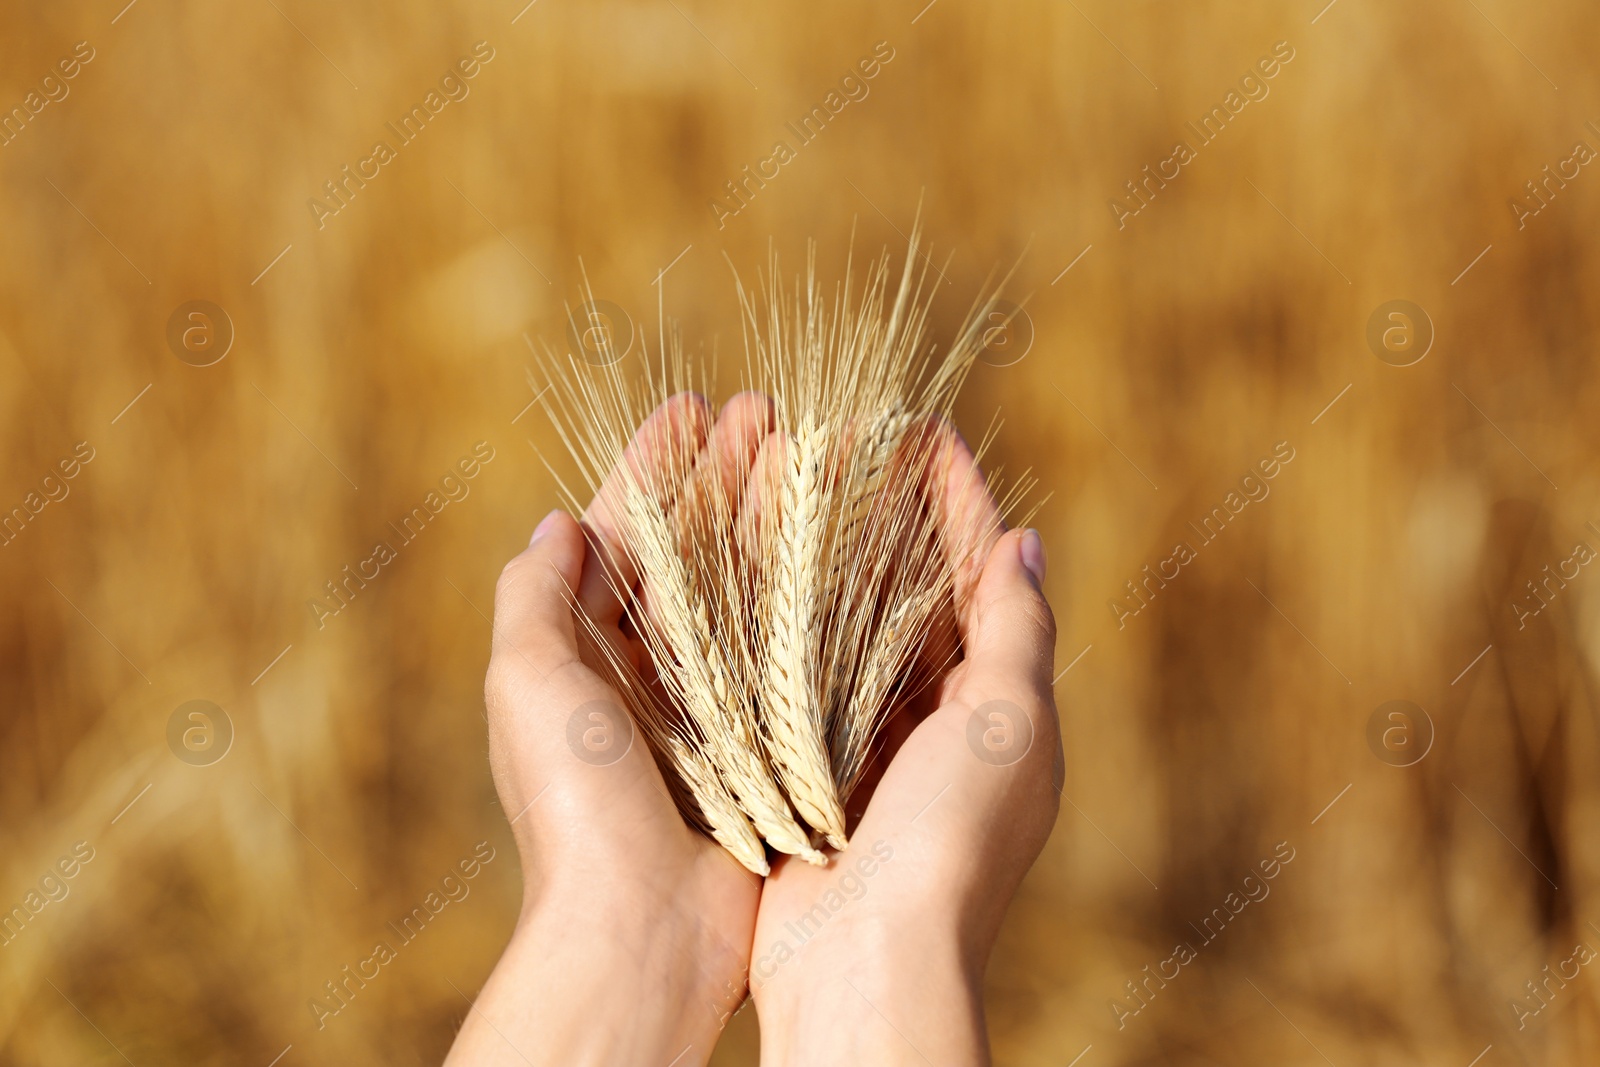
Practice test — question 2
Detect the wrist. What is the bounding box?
[752,909,988,1066]
[526,882,747,1038]
[447,884,744,1066]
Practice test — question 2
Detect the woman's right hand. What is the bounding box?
[750,432,1061,1066]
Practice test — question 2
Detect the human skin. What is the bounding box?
[750,422,1061,1066]
[446,393,1059,1066]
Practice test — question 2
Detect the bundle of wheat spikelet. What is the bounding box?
[539,230,1022,875]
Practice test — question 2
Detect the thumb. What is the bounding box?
[491,509,587,676]
[962,528,1056,695]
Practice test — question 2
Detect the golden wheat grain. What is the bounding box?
[622,482,826,865]
[663,732,771,876]
[834,582,946,796]
[762,410,849,849]
[834,409,912,564]
[820,416,950,804]
[658,409,829,865]
[539,235,1024,870]
[819,408,913,725]
[536,325,825,867]
[572,600,772,875]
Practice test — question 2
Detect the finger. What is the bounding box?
[960,527,1056,694]
[737,429,788,555]
[491,509,588,677]
[490,511,683,835]
[918,421,1006,638]
[676,391,775,536]
[917,593,963,703]
[851,529,1057,879]
[577,393,712,626]
[625,392,773,643]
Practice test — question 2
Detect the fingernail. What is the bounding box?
[530,510,561,546]
[1019,528,1047,587]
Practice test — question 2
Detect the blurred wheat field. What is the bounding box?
[3,0,1600,1063]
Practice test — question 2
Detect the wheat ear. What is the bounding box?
[624,487,826,866]
[664,732,771,876]
[834,409,912,562]
[572,602,771,876]
[540,319,824,868]
[820,414,940,803]
[834,582,946,798]
[763,411,849,848]
[820,408,912,723]
[671,437,829,867]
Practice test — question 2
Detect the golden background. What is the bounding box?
[3,0,1599,1062]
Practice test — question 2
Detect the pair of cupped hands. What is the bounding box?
[446,393,1060,1066]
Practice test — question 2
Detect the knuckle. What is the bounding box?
[483,656,522,713]
[1017,591,1057,645]
[493,550,539,608]
[980,588,1056,646]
